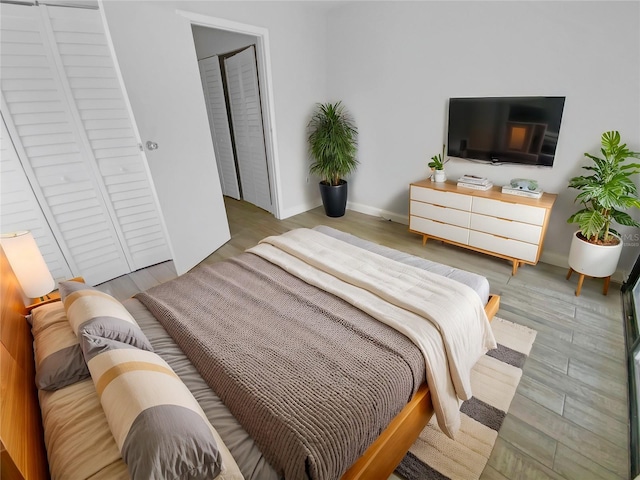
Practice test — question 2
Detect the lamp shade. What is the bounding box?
[1,231,55,298]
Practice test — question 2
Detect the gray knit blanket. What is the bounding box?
[136,253,425,480]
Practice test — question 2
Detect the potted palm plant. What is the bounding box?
[429,144,447,182]
[567,130,640,279]
[308,101,358,217]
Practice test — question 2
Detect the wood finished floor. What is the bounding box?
[97,198,630,480]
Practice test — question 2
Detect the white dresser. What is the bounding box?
[409,180,556,274]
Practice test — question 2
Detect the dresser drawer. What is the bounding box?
[470,213,542,244]
[410,200,470,228]
[410,186,472,211]
[410,215,470,245]
[471,197,546,226]
[468,230,538,262]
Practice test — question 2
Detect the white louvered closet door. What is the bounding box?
[0,4,171,285]
[0,116,73,282]
[224,46,272,213]
[199,56,240,200]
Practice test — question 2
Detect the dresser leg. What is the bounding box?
[422,235,428,246]
[603,276,611,295]
[511,260,518,275]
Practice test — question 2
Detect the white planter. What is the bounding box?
[568,231,623,277]
[433,170,446,183]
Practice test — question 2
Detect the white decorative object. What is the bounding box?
[433,170,446,183]
[509,178,539,191]
[568,231,623,278]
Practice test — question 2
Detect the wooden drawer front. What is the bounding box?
[410,216,470,245]
[471,197,546,225]
[469,230,538,262]
[470,213,542,244]
[410,186,472,211]
[410,200,470,228]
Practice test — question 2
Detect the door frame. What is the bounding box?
[177,9,282,219]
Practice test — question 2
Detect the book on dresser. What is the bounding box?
[458,175,490,185]
[501,185,543,199]
[457,181,493,191]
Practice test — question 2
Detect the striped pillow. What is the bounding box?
[82,334,223,480]
[30,302,89,391]
[59,282,152,352]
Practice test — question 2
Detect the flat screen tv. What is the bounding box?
[447,96,566,167]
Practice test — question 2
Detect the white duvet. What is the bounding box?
[248,228,496,437]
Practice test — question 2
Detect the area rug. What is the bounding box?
[396,317,537,480]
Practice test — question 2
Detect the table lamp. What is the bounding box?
[0,231,55,300]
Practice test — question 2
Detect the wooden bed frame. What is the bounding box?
[0,247,500,480]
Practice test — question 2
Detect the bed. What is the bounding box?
[1,226,500,480]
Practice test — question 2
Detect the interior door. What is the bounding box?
[199,56,241,200]
[100,1,231,276]
[224,46,272,213]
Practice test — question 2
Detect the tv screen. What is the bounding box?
[447,96,566,167]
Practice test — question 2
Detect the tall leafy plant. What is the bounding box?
[567,131,640,244]
[308,102,358,186]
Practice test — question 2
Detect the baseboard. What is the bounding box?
[279,200,322,220]
[538,250,568,271]
[347,201,409,225]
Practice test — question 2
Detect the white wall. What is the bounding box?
[326,1,640,276]
[99,0,639,276]
[102,0,329,222]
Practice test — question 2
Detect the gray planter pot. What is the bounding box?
[319,180,348,217]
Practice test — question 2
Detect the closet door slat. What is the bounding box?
[224,46,272,212]
[1,115,73,283]
[1,4,171,284]
[46,5,171,271]
[1,4,129,285]
[199,56,241,200]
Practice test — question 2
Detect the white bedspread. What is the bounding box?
[248,228,496,437]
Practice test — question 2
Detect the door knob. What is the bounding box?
[146,141,159,151]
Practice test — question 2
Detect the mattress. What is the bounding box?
[312,226,490,304]
[129,226,491,479]
[36,226,491,480]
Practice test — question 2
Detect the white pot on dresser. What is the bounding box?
[409,180,557,275]
[433,170,446,183]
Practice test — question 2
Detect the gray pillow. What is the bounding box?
[30,302,89,391]
[59,281,153,352]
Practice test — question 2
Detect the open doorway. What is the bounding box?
[191,25,274,215]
